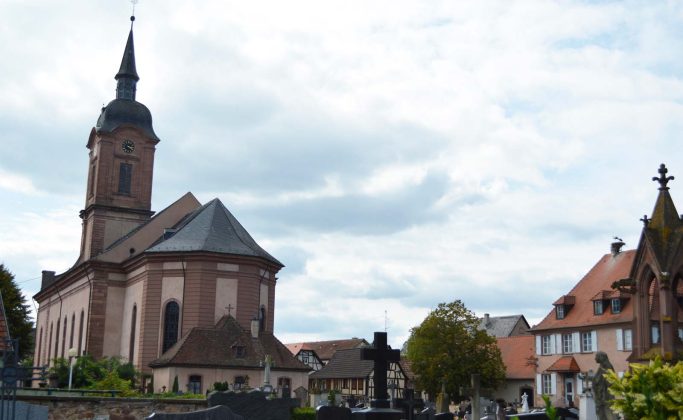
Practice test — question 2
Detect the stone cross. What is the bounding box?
[653,163,674,190]
[360,331,401,409]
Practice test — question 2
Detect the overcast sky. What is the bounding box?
[2,1,683,348]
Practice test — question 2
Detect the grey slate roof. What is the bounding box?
[96,98,159,141]
[146,198,283,267]
[478,314,529,338]
[309,348,374,379]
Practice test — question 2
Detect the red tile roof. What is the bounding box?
[496,335,536,379]
[533,250,636,331]
[546,356,580,373]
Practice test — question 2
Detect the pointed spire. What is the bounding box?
[648,163,682,230]
[115,16,139,100]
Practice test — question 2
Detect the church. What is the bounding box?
[32,17,310,394]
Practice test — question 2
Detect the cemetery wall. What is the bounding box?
[17,394,207,419]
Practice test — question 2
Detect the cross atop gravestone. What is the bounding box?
[360,331,401,409]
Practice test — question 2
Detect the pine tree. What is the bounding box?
[0,264,35,358]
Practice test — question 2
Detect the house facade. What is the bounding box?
[531,164,683,408]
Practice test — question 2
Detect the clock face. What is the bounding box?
[122,139,135,153]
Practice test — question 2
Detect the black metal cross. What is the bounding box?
[225,304,233,316]
[361,331,401,408]
[653,163,674,191]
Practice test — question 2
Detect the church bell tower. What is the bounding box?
[79,16,160,262]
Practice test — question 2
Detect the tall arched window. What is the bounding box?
[55,320,60,359]
[62,316,67,357]
[129,305,137,362]
[78,310,84,356]
[70,313,75,349]
[259,305,266,332]
[162,301,180,353]
[37,327,43,366]
[48,323,53,364]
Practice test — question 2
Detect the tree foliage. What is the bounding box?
[0,264,34,358]
[405,300,506,400]
[607,357,683,419]
[49,355,139,390]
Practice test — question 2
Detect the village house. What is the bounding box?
[531,164,683,408]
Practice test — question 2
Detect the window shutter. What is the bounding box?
[555,334,562,354]
[577,376,583,395]
[536,335,542,356]
[591,331,598,352]
[549,335,556,354]
[550,373,557,395]
[572,332,580,353]
[536,374,542,395]
[616,329,623,351]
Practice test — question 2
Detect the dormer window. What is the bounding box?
[233,345,246,358]
[611,298,621,314]
[556,305,565,319]
[594,300,604,315]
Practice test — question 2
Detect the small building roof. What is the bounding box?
[308,348,374,379]
[478,314,530,337]
[533,250,635,331]
[146,198,283,267]
[546,356,580,373]
[496,335,536,380]
[149,315,309,371]
[285,338,369,361]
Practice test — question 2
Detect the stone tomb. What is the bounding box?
[207,389,299,420]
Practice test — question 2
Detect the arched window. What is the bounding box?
[129,305,137,362]
[70,313,75,349]
[162,301,180,353]
[37,327,43,366]
[62,316,67,357]
[259,305,266,332]
[48,323,53,364]
[78,310,84,356]
[55,319,60,359]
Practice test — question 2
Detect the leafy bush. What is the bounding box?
[213,381,229,391]
[89,370,139,397]
[292,407,315,420]
[47,355,141,391]
[607,357,683,419]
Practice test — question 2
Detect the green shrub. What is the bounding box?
[292,407,315,420]
[607,357,683,419]
[172,375,179,393]
[213,381,229,391]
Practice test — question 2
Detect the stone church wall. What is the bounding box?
[17,394,207,419]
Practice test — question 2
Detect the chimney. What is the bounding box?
[484,313,490,326]
[611,237,625,256]
[251,318,259,338]
[41,271,56,289]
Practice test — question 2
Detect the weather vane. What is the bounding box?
[130,0,139,27]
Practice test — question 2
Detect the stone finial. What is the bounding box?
[653,163,674,191]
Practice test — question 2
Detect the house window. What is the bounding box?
[70,313,75,349]
[651,324,660,344]
[234,345,246,358]
[55,319,60,359]
[624,329,632,351]
[62,316,68,357]
[542,374,553,395]
[611,299,621,314]
[278,377,291,389]
[234,376,245,390]
[37,327,43,366]
[542,335,552,355]
[188,375,202,394]
[118,163,132,195]
[678,328,683,342]
[162,301,180,353]
[581,332,592,352]
[556,305,565,319]
[562,333,573,354]
[78,310,84,356]
[594,300,604,315]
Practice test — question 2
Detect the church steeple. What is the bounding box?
[115,17,139,100]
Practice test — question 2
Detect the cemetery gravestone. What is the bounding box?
[352,332,402,420]
[208,390,299,420]
[416,406,435,420]
[317,405,352,420]
[146,405,242,420]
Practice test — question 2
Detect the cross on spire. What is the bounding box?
[640,215,650,227]
[653,163,674,191]
[360,331,401,408]
[225,304,233,316]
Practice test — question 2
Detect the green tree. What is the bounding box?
[405,300,506,400]
[607,357,683,419]
[0,264,34,357]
